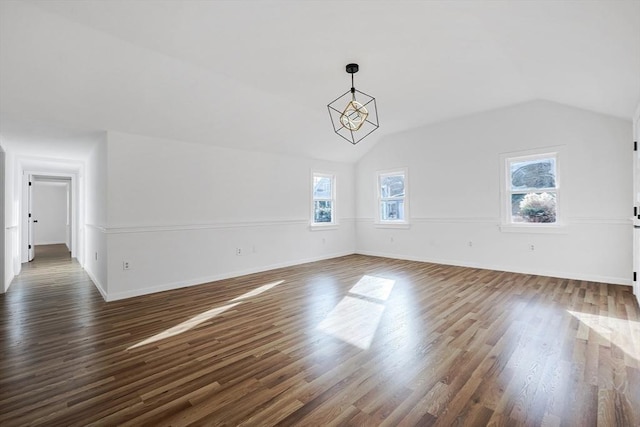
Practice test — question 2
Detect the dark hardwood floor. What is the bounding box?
[1,244,639,426]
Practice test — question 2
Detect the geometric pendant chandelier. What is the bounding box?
[327,63,380,145]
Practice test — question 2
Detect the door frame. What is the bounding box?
[27,173,34,261]
[21,170,79,263]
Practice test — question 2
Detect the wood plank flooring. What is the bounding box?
[1,244,639,426]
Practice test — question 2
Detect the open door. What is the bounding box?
[635,226,639,298]
[27,175,35,262]
[634,110,639,300]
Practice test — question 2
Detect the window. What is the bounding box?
[312,172,335,225]
[377,169,408,224]
[501,148,562,230]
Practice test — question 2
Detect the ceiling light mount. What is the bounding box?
[345,63,359,74]
[327,63,379,145]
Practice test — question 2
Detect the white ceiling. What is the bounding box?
[0,115,103,161]
[1,0,639,163]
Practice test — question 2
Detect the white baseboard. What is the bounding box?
[84,268,108,301]
[3,268,15,294]
[355,250,631,287]
[101,248,633,301]
[106,250,355,302]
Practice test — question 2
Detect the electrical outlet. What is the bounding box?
[236,248,242,256]
[529,244,535,251]
[123,261,131,270]
[95,252,98,261]
[468,241,473,247]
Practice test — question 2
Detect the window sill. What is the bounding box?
[499,223,567,234]
[309,223,339,231]
[374,222,411,229]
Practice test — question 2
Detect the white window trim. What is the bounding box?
[499,146,566,234]
[310,171,338,229]
[375,168,410,228]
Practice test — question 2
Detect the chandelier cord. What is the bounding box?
[351,73,356,100]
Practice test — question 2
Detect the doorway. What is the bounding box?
[22,171,80,265]
[29,176,72,260]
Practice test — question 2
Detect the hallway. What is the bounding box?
[3,243,99,302]
[0,244,105,425]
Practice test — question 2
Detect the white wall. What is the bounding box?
[84,135,108,299]
[356,100,632,285]
[0,144,4,293]
[32,181,68,246]
[3,148,19,290]
[102,131,356,300]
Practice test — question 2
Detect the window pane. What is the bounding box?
[511,192,556,223]
[380,175,404,198]
[313,176,332,199]
[510,158,556,190]
[380,200,404,221]
[314,200,332,223]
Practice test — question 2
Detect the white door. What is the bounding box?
[635,229,639,297]
[28,175,35,261]
[634,111,640,298]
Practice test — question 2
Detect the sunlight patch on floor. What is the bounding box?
[317,275,395,350]
[349,275,395,301]
[128,303,240,349]
[128,280,284,350]
[230,280,283,302]
[568,310,640,362]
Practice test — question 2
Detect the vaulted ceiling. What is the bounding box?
[1,0,639,162]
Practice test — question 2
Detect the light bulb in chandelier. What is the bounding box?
[340,100,369,131]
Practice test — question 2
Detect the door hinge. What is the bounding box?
[635,207,638,217]
[635,141,638,151]
[634,271,637,282]
[28,213,31,218]
[29,181,32,186]
[28,244,32,250]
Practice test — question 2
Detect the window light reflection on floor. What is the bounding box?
[317,275,395,350]
[230,280,283,302]
[127,280,284,350]
[567,310,640,362]
[349,275,395,300]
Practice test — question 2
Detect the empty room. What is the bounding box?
[1,1,639,426]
